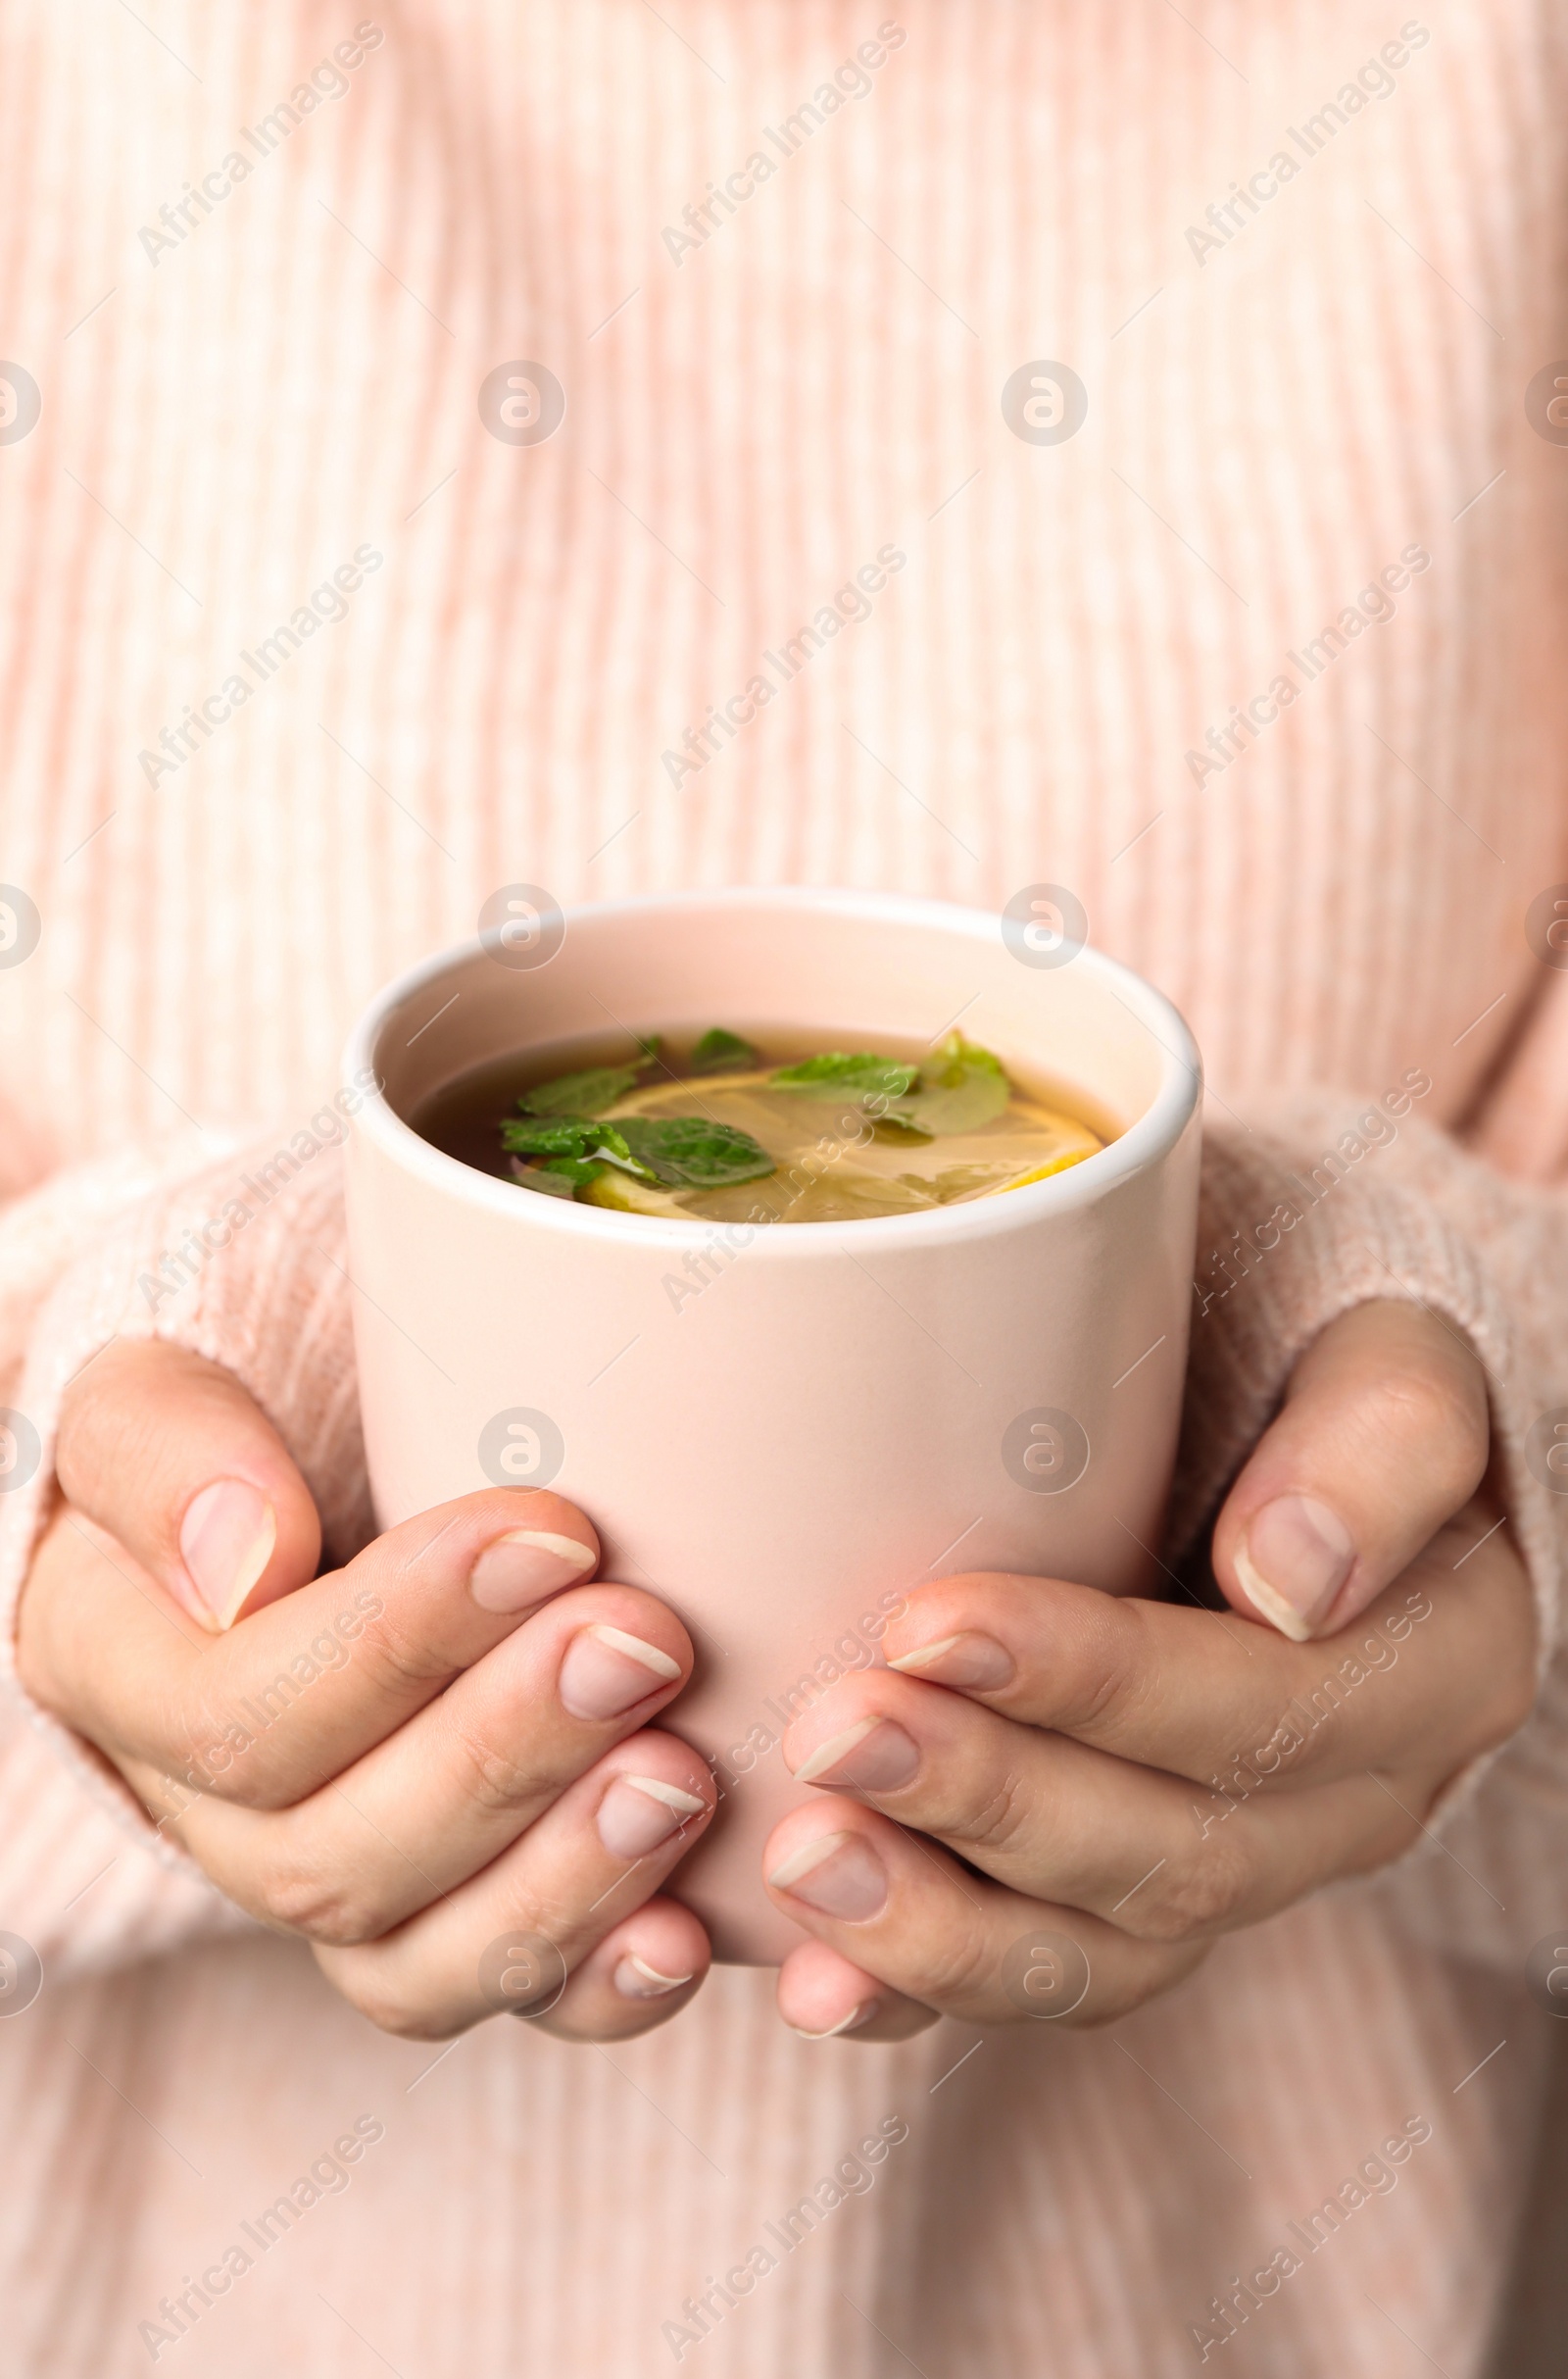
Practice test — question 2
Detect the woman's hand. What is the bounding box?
[17,1341,715,2041]
[764,1301,1538,2040]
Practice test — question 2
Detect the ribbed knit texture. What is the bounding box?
[2,3,1568,2372]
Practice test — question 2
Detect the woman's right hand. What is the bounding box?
[15,1341,715,2040]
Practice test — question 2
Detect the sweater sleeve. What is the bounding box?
[1167,1091,1568,1967]
[0,1132,367,1984]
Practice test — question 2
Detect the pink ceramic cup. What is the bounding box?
[342,888,1202,1963]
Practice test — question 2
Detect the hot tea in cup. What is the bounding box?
[415,1026,1111,1222]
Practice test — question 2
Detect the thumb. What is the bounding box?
[57,1339,321,1632]
[1209,1298,1490,1640]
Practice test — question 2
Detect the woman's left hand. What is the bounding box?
[765,1300,1539,2040]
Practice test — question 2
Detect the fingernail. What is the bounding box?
[1235,1495,1355,1640]
[179,1480,276,1631]
[792,1717,919,1793]
[560,1622,682,1719]
[597,1773,707,1859]
[614,1953,694,1999]
[793,2001,877,2040]
[767,1832,888,1922]
[469,1529,596,1612]
[887,1631,1013,1689]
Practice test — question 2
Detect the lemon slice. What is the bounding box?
[578,1170,690,1217]
[602,1072,778,1119]
[982,1142,1098,1196]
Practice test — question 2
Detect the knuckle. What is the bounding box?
[948,1762,1034,1857]
[1055,1603,1154,1742]
[319,1954,462,2041]
[1361,1363,1488,1493]
[357,1610,455,1698]
[221,1772,294,1813]
[256,1844,386,1946]
[446,1722,550,1818]
[57,1345,174,1499]
[911,1917,1001,2014]
[1131,1836,1252,1944]
[176,1707,284,1809]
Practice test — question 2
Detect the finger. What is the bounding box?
[312,1734,716,2040]
[22,1485,628,1807]
[775,1940,938,2043]
[57,1340,323,1628]
[877,1508,1535,1796]
[140,1587,709,1936]
[776,1667,1419,1937]
[51,1336,602,1651]
[530,1900,712,2041]
[763,1800,1203,2026]
[1209,1300,1490,1639]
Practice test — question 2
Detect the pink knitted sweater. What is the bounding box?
[2,3,1567,2372]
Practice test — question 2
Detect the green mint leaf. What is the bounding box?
[544,1158,609,1190]
[921,1030,1005,1093]
[503,1117,607,1158]
[510,1156,589,1198]
[517,1065,641,1116]
[501,1117,661,1182]
[615,1115,776,1187]
[517,1040,663,1116]
[769,1052,919,1101]
[891,1033,1010,1137]
[689,1027,760,1075]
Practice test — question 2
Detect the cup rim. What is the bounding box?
[342,888,1201,1252]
